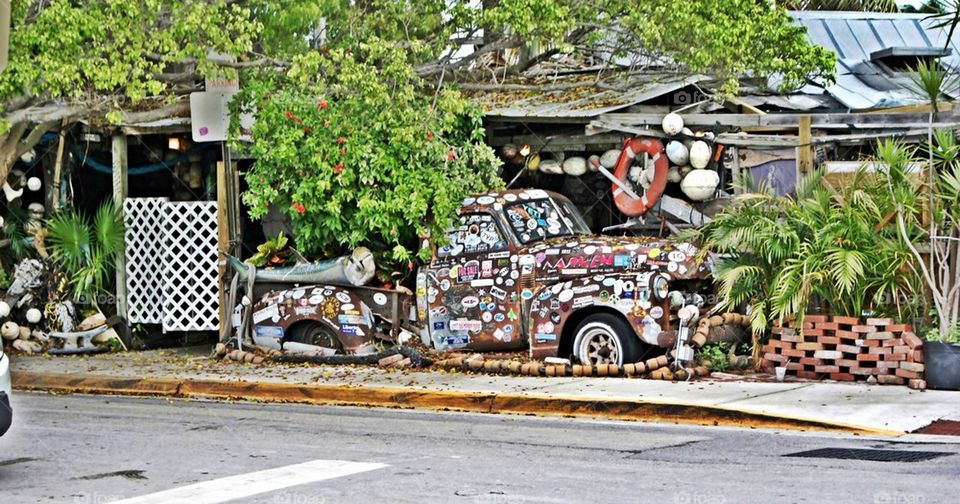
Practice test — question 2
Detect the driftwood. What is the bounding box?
[657,323,748,348]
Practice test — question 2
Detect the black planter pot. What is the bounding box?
[923,342,960,391]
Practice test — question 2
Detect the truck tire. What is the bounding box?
[284,321,343,354]
[571,313,642,367]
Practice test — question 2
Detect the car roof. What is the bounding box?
[458,189,570,214]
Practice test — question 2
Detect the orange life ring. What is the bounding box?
[609,137,668,217]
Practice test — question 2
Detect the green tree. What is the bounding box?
[0,0,837,264]
[0,0,259,183]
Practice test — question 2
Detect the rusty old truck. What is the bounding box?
[247,188,713,366]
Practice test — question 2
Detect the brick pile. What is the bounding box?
[761,315,926,389]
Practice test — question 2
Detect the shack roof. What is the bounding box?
[794,10,960,110]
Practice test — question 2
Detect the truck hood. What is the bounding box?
[520,234,708,282]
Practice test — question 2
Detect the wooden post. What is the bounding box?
[112,132,129,320]
[730,146,742,195]
[216,160,230,340]
[797,115,812,174]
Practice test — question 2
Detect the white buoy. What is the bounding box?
[26,308,42,324]
[681,169,720,201]
[539,159,563,175]
[1,321,19,340]
[587,155,601,172]
[0,301,9,318]
[689,141,712,169]
[662,113,684,136]
[668,166,682,183]
[26,177,42,191]
[599,149,621,169]
[665,141,689,166]
[562,157,588,176]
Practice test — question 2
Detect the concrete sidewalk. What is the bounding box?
[8,347,960,435]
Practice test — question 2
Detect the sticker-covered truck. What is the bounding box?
[246,188,713,366]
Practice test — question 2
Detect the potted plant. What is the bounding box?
[924,327,960,390]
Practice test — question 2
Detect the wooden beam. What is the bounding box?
[112,132,129,321]
[797,115,812,174]
[597,111,960,129]
[217,160,230,341]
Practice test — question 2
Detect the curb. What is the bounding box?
[11,371,900,435]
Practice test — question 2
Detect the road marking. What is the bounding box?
[108,459,387,504]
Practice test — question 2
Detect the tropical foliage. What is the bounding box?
[44,201,125,304]
[880,133,960,342]
[237,41,503,262]
[690,165,924,338]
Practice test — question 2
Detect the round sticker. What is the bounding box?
[308,295,323,304]
[482,312,493,322]
[649,306,664,319]
[335,292,351,303]
[440,279,451,291]
[647,248,661,259]
[292,289,305,299]
[461,296,479,308]
[558,289,574,303]
[504,193,517,202]
[668,261,679,272]
[477,196,495,205]
[668,251,686,262]
[461,197,476,206]
[373,293,388,305]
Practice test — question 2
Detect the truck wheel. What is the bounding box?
[572,313,641,366]
[285,321,343,354]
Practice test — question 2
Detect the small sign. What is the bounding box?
[190,90,254,143]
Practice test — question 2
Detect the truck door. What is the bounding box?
[423,212,523,350]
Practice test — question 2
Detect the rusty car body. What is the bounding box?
[248,189,712,365]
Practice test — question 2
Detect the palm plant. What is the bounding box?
[689,165,923,360]
[882,133,960,341]
[44,200,125,305]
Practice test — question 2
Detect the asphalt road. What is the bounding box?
[0,392,958,504]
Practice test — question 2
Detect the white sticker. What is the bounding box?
[482,312,493,323]
[373,292,388,305]
[471,279,494,287]
[449,320,482,332]
[253,304,279,323]
[650,306,664,319]
[340,303,355,311]
[558,289,574,303]
[336,292,351,303]
[461,296,480,308]
[308,295,324,305]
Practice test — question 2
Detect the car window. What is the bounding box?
[437,213,509,258]
[505,198,586,244]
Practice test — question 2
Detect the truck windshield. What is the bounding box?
[504,198,589,244]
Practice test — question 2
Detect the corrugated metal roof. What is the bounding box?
[793,11,960,110]
[472,73,707,119]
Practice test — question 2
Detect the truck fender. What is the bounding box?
[250,284,377,354]
[527,273,667,359]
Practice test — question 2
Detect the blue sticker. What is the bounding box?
[614,255,632,267]
[441,335,469,346]
[254,325,284,338]
[341,324,359,335]
[535,333,557,342]
[494,313,505,322]
[433,321,446,330]
[487,303,496,312]
[504,324,513,333]
[538,290,552,301]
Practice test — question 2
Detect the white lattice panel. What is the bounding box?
[124,198,169,324]
[161,202,220,332]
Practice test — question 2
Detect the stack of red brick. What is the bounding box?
[761,315,926,390]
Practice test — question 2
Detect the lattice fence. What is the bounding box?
[124,199,220,331]
[161,202,220,332]
[124,198,169,324]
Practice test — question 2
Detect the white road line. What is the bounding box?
[108,459,388,504]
